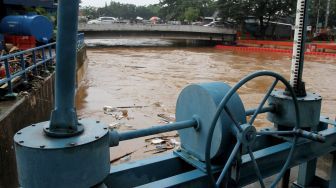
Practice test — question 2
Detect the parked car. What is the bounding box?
[87,17,118,24]
[203,21,234,29]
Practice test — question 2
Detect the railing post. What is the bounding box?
[46,0,82,137]
[3,59,17,98]
[31,50,38,75]
[41,48,49,73]
[48,45,53,66]
[19,54,28,82]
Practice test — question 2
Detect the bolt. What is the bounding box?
[46,127,49,130]
[78,118,82,120]
[95,136,99,139]
[96,120,100,123]
[17,132,22,135]
[326,117,329,120]
[19,141,24,143]
[69,143,76,146]
[31,124,36,127]
[104,127,108,130]
[40,145,45,148]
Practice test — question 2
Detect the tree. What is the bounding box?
[80,1,160,20]
[81,6,98,19]
[159,0,216,21]
[218,0,296,38]
[184,7,200,22]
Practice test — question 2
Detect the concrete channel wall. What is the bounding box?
[0,46,88,188]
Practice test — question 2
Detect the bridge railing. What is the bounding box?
[0,33,85,98]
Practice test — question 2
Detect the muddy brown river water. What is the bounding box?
[75,43,336,184]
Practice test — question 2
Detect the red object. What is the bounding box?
[215,45,336,57]
[0,65,14,79]
[4,35,36,50]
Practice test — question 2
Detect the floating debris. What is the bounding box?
[109,122,125,129]
[125,65,146,69]
[169,138,180,147]
[153,102,162,107]
[151,138,165,144]
[103,106,118,113]
[157,113,175,123]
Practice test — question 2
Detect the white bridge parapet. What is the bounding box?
[78,23,236,35]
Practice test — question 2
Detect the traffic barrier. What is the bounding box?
[215,45,336,57]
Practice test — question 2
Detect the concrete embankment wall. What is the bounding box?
[0,46,88,188]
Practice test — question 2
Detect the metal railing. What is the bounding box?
[0,33,85,97]
[77,33,85,50]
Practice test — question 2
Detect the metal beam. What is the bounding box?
[236,127,336,187]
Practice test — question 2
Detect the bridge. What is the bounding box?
[78,23,236,42]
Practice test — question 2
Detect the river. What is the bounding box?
[76,39,336,183]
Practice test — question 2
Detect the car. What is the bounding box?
[87,17,118,24]
[203,21,223,27]
[203,21,234,28]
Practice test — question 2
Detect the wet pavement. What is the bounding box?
[75,42,336,177]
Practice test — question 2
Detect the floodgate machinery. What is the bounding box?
[13,0,336,187]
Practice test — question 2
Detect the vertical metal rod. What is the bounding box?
[297,159,317,186]
[19,54,27,81]
[330,153,336,187]
[48,45,53,65]
[4,59,13,94]
[280,169,290,188]
[32,50,38,75]
[48,0,81,135]
[290,0,309,96]
[41,48,47,70]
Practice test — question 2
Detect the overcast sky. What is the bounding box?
[81,0,160,7]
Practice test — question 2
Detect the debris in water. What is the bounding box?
[169,138,180,147]
[103,106,118,113]
[153,102,162,107]
[151,138,165,144]
[120,155,131,162]
[157,113,175,123]
[109,122,125,129]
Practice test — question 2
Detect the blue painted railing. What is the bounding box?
[0,33,85,97]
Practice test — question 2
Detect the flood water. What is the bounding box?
[76,39,336,183]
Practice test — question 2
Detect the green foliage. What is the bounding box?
[80,0,216,22]
[184,7,201,22]
[25,7,56,25]
[81,2,160,20]
[159,0,216,21]
[309,0,336,28]
[217,0,296,38]
[81,6,99,20]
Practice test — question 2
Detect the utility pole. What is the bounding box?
[325,0,330,28]
[315,0,321,37]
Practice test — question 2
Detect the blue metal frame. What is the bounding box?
[0,33,85,98]
[0,42,55,96]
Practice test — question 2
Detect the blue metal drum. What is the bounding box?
[176,82,246,162]
[0,15,53,43]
